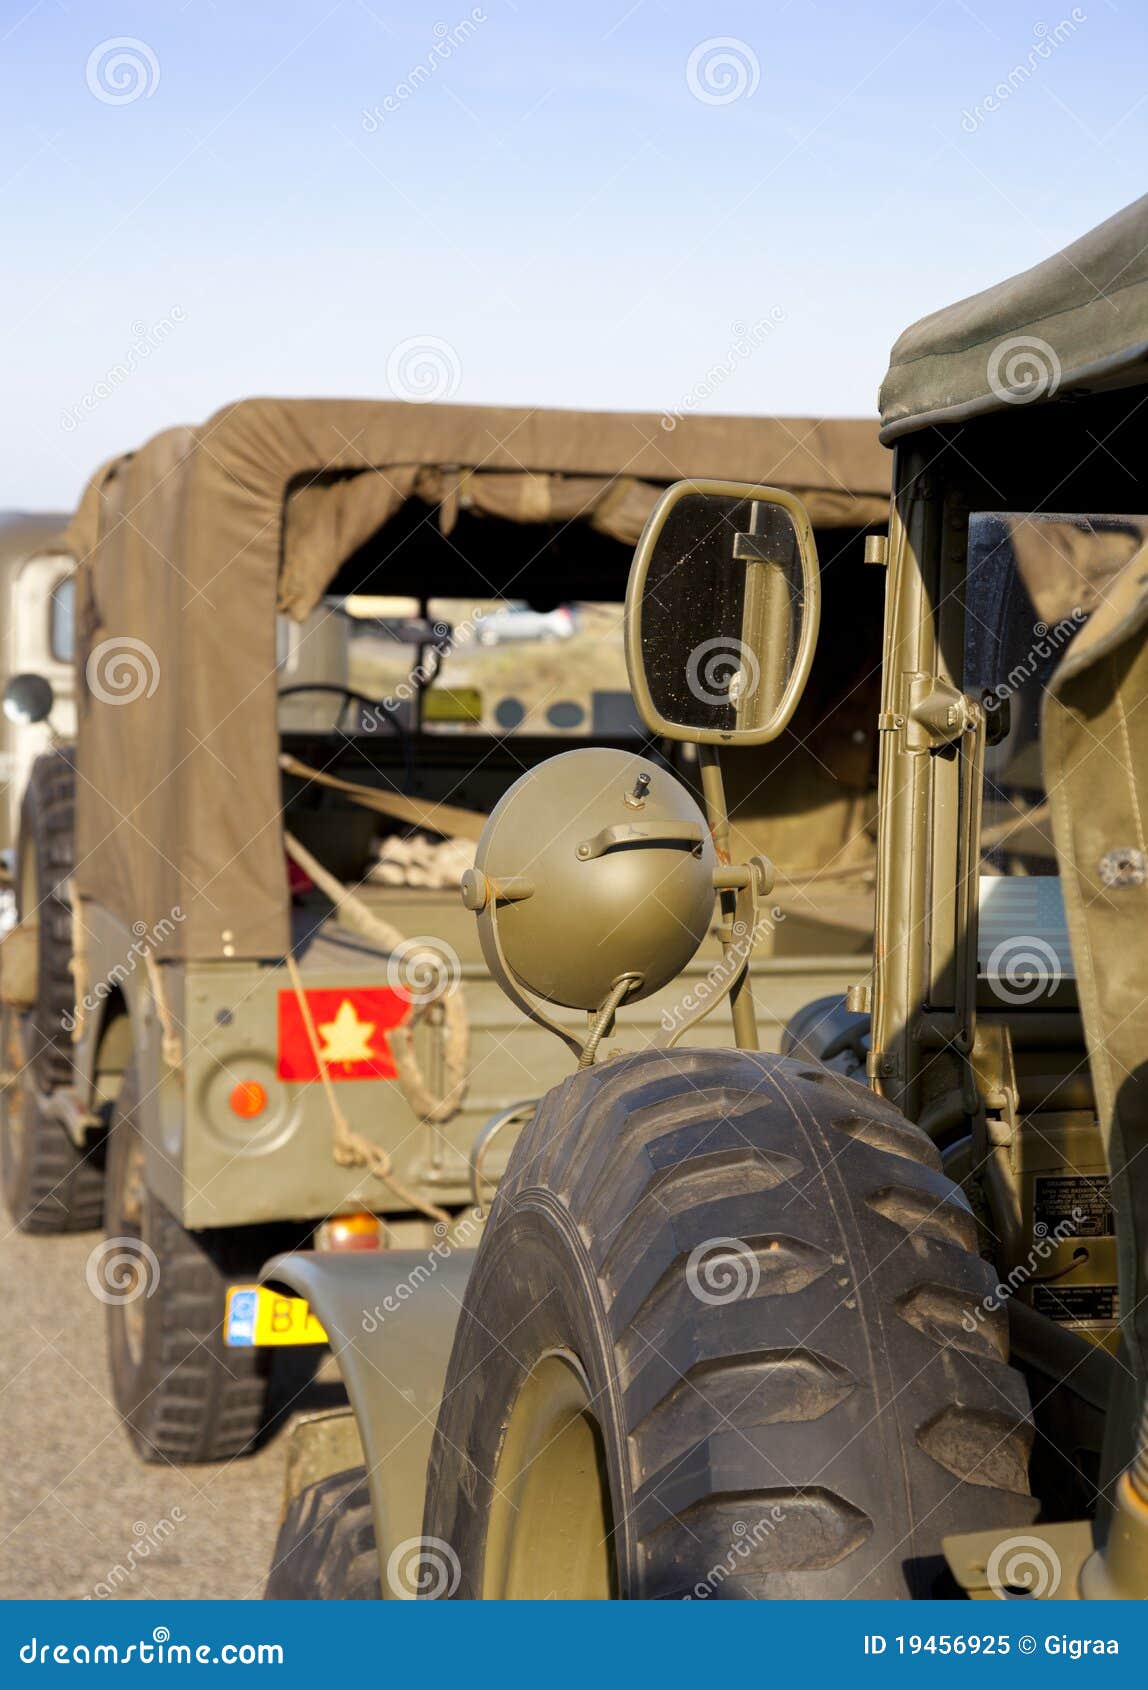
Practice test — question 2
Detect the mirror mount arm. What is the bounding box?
[655,850,772,1051]
[697,745,759,1051]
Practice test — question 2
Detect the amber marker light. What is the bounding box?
[322,1212,382,1252]
[229,1079,268,1119]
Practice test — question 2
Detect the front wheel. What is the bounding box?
[0,1008,104,1233]
[424,1049,1037,1599]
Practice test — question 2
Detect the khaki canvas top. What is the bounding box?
[879,193,1148,443]
[64,397,888,961]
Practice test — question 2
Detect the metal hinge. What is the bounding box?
[880,677,980,750]
[864,534,888,567]
[905,676,979,752]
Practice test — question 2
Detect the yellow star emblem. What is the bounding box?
[318,999,377,1065]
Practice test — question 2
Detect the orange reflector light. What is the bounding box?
[229,1080,268,1119]
[323,1212,382,1252]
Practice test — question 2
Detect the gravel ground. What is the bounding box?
[0,1224,340,1600]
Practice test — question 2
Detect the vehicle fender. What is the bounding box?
[263,1247,474,1594]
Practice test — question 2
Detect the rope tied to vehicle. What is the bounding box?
[281,829,469,1223]
[283,947,450,1225]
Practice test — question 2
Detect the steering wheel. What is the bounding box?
[277,683,405,737]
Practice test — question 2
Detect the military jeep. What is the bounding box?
[0,399,887,1466]
[264,194,1148,1601]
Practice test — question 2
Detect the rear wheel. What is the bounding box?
[424,1048,1037,1599]
[0,1011,104,1231]
[264,1467,379,1599]
[102,1065,285,1463]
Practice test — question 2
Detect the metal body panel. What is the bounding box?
[72,896,865,1229]
[871,452,938,1116]
[264,1247,475,1598]
[944,1520,1093,1599]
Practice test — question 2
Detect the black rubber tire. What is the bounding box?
[0,1008,104,1232]
[781,993,870,1079]
[264,1467,380,1600]
[17,749,77,1089]
[103,1066,284,1464]
[0,751,101,1232]
[425,1048,1037,1599]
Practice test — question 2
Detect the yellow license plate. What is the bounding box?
[223,1285,328,1348]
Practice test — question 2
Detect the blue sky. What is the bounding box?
[2,0,1145,507]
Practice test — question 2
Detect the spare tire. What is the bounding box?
[0,751,102,1232]
[17,748,77,1088]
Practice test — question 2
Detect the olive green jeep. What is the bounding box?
[0,400,886,1467]
[265,195,1148,1601]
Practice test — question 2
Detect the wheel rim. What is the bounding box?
[112,1133,150,1368]
[482,1351,616,1599]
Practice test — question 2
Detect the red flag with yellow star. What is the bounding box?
[277,987,410,1081]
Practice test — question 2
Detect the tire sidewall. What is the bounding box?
[428,1191,638,1598]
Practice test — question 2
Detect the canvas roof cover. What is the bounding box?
[64,397,888,961]
[879,193,1148,443]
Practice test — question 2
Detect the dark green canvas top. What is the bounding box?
[880,193,1148,443]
